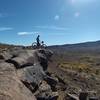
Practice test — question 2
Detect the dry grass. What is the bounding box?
[59,61,100,75]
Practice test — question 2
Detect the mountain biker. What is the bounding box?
[36,35,40,47]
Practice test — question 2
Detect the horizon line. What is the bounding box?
[0,40,100,47]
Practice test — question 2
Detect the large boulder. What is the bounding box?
[37,49,53,71]
[0,48,54,100]
[6,50,37,68]
[6,49,53,69]
[17,64,46,92]
[0,62,36,100]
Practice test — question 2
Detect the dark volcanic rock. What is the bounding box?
[0,48,53,100]
[79,92,88,100]
[0,48,65,100]
[17,64,46,92]
[37,49,53,71]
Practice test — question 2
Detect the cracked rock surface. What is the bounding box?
[0,48,60,100]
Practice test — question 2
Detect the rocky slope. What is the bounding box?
[0,47,99,100]
[0,48,61,100]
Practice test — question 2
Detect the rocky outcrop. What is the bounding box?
[0,62,36,100]
[0,48,59,100]
[0,47,98,100]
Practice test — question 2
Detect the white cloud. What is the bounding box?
[0,27,13,31]
[74,12,80,17]
[17,32,34,36]
[34,26,68,31]
[54,15,60,20]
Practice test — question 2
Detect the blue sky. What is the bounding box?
[0,0,100,45]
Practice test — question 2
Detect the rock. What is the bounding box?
[0,62,36,100]
[0,54,4,59]
[44,75,58,91]
[38,52,48,71]
[35,80,58,100]
[89,97,98,100]
[79,92,88,100]
[66,93,79,100]
[6,49,53,69]
[0,76,36,100]
[8,47,25,56]
[37,49,53,71]
[0,62,16,76]
[0,48,54,100]
[0,52,12,60]
[38,81,51,92]
[51,92,59,100]
[17,64,46,92]
[38,49,53,59]
[7,57,29,68]
[36,91,58,100]
[6,50,37,68]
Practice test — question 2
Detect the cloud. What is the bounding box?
[17,32,34,36]
[34,26,68,31]
[0,27,13,31]
[54,15,60,20]
[74,12,80,17]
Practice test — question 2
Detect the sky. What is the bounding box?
[0,0,100,46]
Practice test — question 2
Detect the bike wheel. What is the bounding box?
[32,42,37,49]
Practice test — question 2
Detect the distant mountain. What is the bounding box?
[0,43,14,49]
[0,43,23,49]
[1,40,100,53]
[48,40,100,54]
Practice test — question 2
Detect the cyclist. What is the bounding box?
[36,35,40,47]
